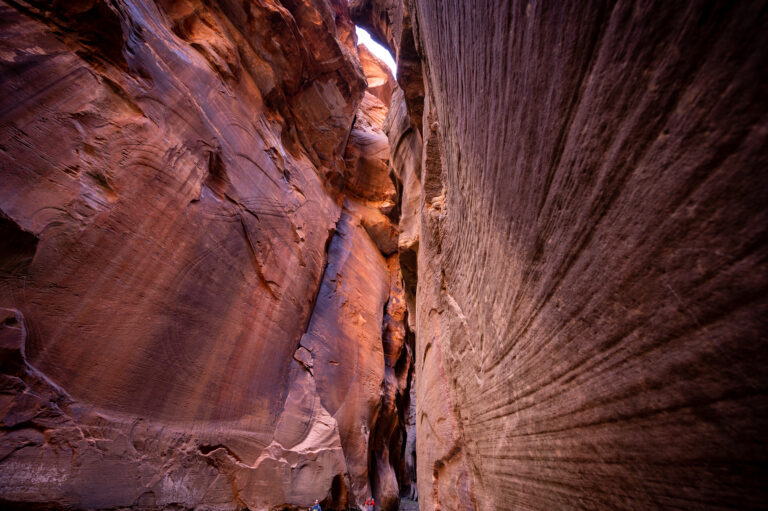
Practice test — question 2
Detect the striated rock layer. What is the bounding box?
[0,0,412,509]
[356,0,768,509]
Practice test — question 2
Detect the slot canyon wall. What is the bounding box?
[0,0,415,509]
[1,0,767,510]
[352,0,768,509]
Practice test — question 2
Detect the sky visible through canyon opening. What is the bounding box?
[356,26,397,75]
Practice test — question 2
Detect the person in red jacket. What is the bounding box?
[365,497,375,510]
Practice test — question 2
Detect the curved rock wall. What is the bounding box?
[359,0,768,509]
[0,0,411,509]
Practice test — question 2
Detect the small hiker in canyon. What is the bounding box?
[365,497,375,510]
[309,499,321,511]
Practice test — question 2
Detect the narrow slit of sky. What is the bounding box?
[355,27,397,76]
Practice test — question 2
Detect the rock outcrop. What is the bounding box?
[0,0,412,509]
[359,0,768,509]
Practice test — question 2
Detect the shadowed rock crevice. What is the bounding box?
[6,0,131,70]
[0,214,38,276]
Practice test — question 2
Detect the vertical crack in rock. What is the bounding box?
[287,31,414,510]
[297,218,342,351]
[368,255,412,511]
[401,335,418,501]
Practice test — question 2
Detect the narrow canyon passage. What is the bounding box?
[0,1,767,510]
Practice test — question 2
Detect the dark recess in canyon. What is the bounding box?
[1,0,767,510]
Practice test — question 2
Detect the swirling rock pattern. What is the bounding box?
[0,0,411,509]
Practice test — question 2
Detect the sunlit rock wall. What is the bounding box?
[0,0,411,509]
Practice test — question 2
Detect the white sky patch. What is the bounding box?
[355,27,397,76]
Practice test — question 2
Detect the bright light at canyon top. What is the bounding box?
[356,27,397,76]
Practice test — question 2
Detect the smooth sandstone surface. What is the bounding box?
[358,44,395,108]
[0,0,410,509]
[374,0,768,509]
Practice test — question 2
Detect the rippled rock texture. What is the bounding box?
[0,0,411,509]
[360,0,768,509]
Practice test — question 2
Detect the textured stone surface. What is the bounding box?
[357,0,768,509]
[407,0,768,509]
[299,205,390,507]
[384,86,421,297]
[350,0,423,129]
[344,92,395,204]
[359,43,395,107]
[0,0,411,509]
[4,0,768,509]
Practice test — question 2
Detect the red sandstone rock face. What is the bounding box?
[0,0,411,509]
[384,86,421,297]
[376,0,768,509]
[358,44,395,107]
[350,0,423,129]
[344,92,395,205]
[5,0,767,509]
[299,202,410,509]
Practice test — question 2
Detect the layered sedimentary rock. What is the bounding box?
[361,0,768,509]
[0,0,411,509]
